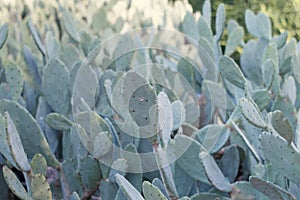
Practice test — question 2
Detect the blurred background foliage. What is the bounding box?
[173,0,300,40]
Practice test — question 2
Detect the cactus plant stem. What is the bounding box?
[59,167,71,200]
[23,171,32,197]
[231,120,261,163]
[152,142,178,200]
[81,182,101,200]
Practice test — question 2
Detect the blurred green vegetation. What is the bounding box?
[180,0,300,40]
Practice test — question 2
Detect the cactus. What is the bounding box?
[46,112,73,131]
[270,110,293,143]
[62,11,81,42]
[70,192,81,200]
[262,59,276,90]
[99,179,118,200]
[123,143,143,192]
[2,166,32,200]
[143,181,167,200]
[1,112,30,172]
[232,181,266,199]
[115,174,144,200]
[0,100,59,168]
[5,63,23,101]
[1,0,300,199]
[31,174,52,200]
[256,13,272,40]
[272,95,297,134]
[182,12,199,43]
[174,162,194,197]
[167,134,211,185]
[239,98,266,128]
[225,26,244,56]
[109,158,128,182]
[199,151,232,192]
[197,17,213,46]
[217,145,240,183]
[195,124,230,154]
[42,58,70,115]
[219,56,247,89]
[60,44,81,69]
[0,23,8,49]
[252,89,271,111]
[190,193,231,200]
[250,176,296,200]
[215,4,226,41]
[260,132,300,185]
[45,31,60,60]
[23,45,42,92]
[28,20,46,58]
[31,154,47,176]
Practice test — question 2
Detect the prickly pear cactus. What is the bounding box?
[0,0,300,199]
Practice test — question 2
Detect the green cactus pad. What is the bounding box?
[157,92,173,146]
[225,26,244,56]
[124,143,142,191]
[182,12,199,42]
[270,110,293,143]
[260,132,300,185]
[215,4,226,41]
[115,174,145,200]
[199,151,232,192]
[78,156,101,191]
[171,100,186,131]
[190,193,231,200]
[23,46,42,92]
[252,89,271,111]
[197,17,213,45]
[195,124,230,154]
[167,134,210,185]
[0,23,8,49]
[28,20,46,56]
[250,176,296,200]
[218,145,240,183]
[99,179,118,200]
[232,181,266,199]
[174,162,194,197]
[4,112,31,172]
[0,99,60,168]
[62,11,81,42]
[202,0,211,25]
[262,59,276,90]
[5,64,23,101]
[70,192,80,200]
[45,31,60,60]
[256,13,272,40]
[109,158,129,182]
[272,95,297,134]
[31,174,52,200]
[219,56,246,89]
[239,98,266,128]
[93,131,113,159]
[46,113,73,131]
[31,154,47,176]
[42,58,70,115]
[245,9,259,37]
[2,166,31,200]
[0,114,18,169]
[142,181,167,200]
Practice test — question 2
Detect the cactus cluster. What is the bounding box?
[0,0,300,199]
